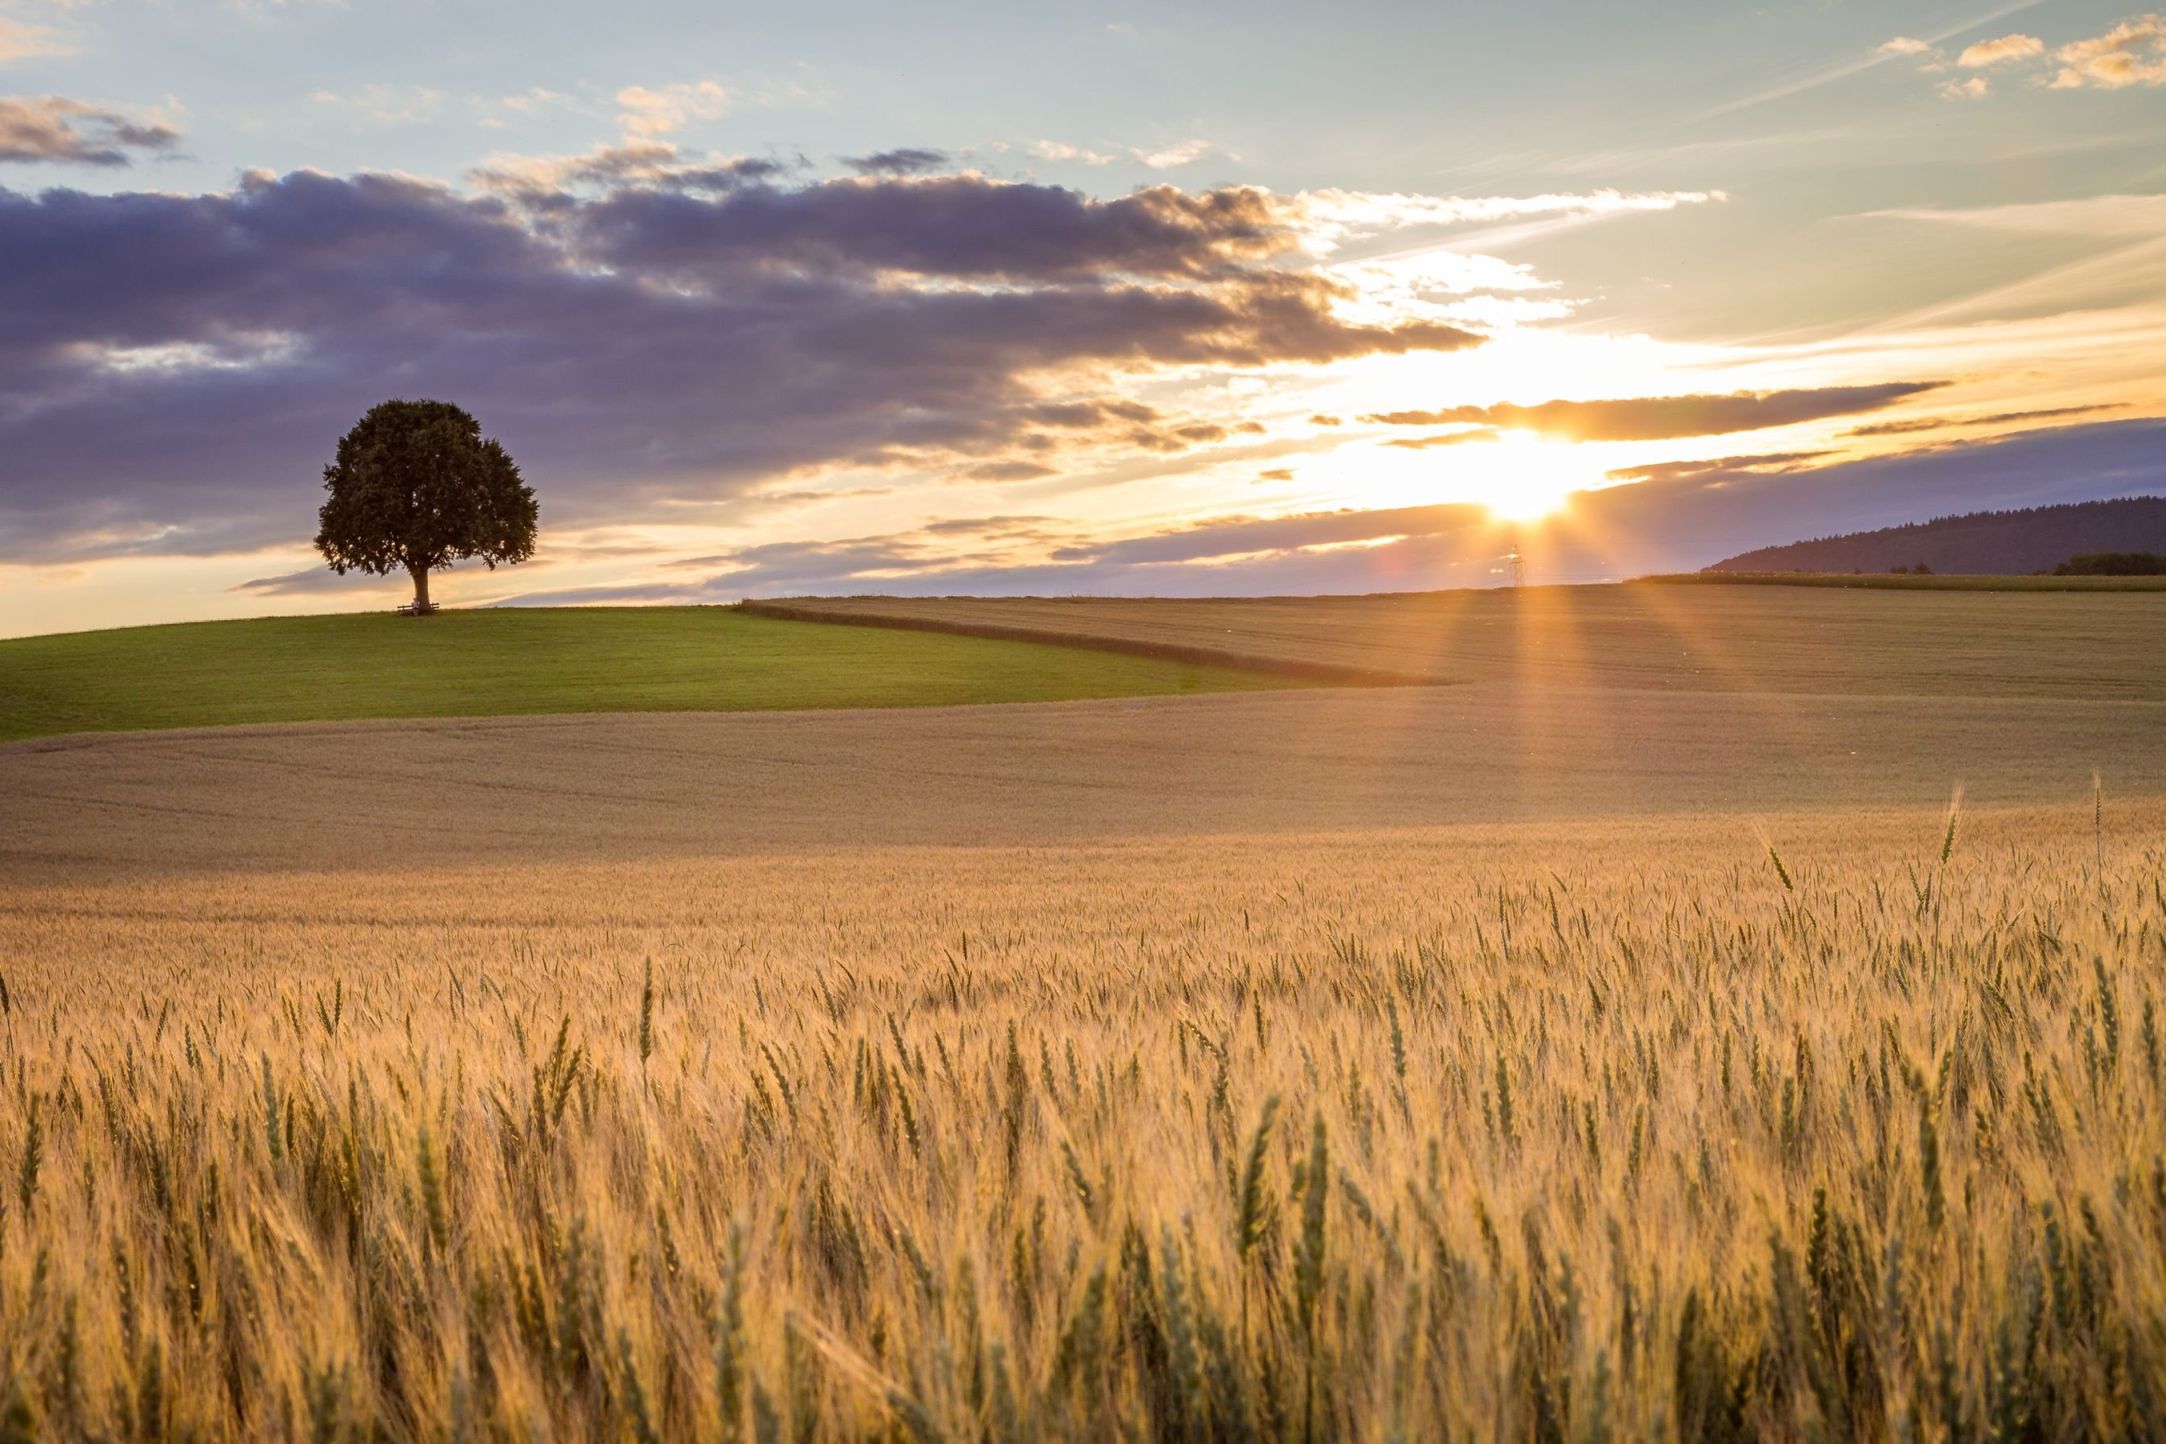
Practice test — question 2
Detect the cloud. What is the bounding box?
[1603,451,1827,484]
[1360,382,1947,442]
[1958,33,2045,67]
[958,460,1058,482]
[1859,191,2166,238]
[1892,14,2166,95]
[1028,139,1115,166]
[0,96,180,166]
[503,419,2166,603]
[233,564,407,598]
[472,142,785,197]
[1845,403,2125,438]
[1294,187,1719,253]
[0,16,69,64]
[308,84,445,126]
[568,175,1326,284]
[2050,13,2166,88]
[0,168,1482,562]
[494,420,2166,602]
[1133,138,1216,169]
[491,88,579,119]
[615,81,730,137]
[1383,427,1501,451]
[1048,501,1490,566]
[844,147,948,176]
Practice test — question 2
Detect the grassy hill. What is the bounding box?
[0,606,1305,742]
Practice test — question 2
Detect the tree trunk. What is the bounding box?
[408,562,432,613]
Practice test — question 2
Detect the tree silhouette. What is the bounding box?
[315,399,537,613]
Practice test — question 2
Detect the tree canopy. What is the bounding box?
[2053,550,2166,576]
[315,399,537,611]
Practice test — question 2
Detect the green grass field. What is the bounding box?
[0,606,1304,742]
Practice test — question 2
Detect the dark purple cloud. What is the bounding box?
[471,144,789,198]
[1363,382,1947,441]
[571,176,1304,282]
[843,147,949,176]
[0,96,179,167]
[0,169,1479,562]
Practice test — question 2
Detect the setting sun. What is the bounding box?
[1475,431,1594,521]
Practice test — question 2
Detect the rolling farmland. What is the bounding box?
[2,587,2164,1439]
[0,608,1299,744]
[740,583,2166,699]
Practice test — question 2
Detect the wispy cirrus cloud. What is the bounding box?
[307,84,445,127]
[1383,427,1501,451]
[1361,383,1947,442]
[1846,403,2125,438]
[1293,187,1720,253]
[1702,0,2052,118]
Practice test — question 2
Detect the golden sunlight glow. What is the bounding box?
[1475,432,1593,521]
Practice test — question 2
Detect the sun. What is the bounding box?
[1476,432,1592,522]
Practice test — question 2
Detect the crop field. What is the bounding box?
[3,801,2165,1440]
[2,586,2164,1440]
[0,608,1296,744]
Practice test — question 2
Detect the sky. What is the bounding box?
[3,0,2165,636]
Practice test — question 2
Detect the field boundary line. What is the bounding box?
[734,599,1447,688]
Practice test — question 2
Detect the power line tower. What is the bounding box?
[1506,535,1526,587]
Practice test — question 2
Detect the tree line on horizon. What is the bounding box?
[1706,497,2166,577]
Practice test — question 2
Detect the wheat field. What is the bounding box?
[3,796,2162,1440]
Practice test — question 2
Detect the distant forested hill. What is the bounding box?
[1706,497,2166,574]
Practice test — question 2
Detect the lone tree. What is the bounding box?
[315,399,537,613]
